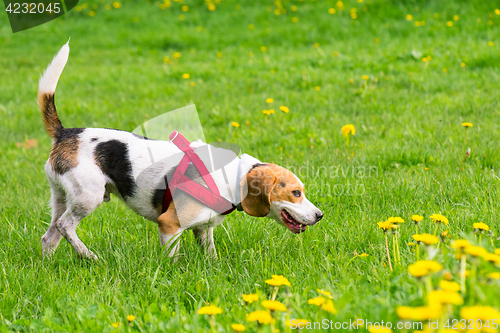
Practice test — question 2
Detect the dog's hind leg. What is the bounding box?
[41,186,66,257]
[54,172,106,260]
[193,226,217,259]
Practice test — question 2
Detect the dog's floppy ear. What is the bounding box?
[240,166,277,217]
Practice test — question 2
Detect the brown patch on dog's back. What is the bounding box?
[49,128,84,174]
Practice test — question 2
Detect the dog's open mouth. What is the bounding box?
[281,209,307,234]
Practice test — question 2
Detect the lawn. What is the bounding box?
[1,0,500,331]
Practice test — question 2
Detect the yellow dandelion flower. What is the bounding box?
[378,221,392,231]
[105,4,110,10]
[495,249,500,255]
[217,52,222,58]
[291,5,297,11]
[334,51,339,56]
[198,305,223,315]
[453,15,459,21]
[387,217,404,224]
[269,109,275,114]
[443,68,448,73]
[314,86,321,91]
[406,14,413,20]
[446,21,453,27]
[182,73,190,79]
[397,306,442,321]
[173,52,181,59]
[419,233,439,245]
[362,75,369,80]
[316,289,333,298]
[495,9,500,15]
[313,43,320,48]
[439,280,460,292]
[488,41,494,46]
[261,300,287,312]
[231,121,240,128]
[89,10,96,17]
[308,296,326,306]
[473,222,489,231]
[321,300,337,314]
[113,2,121,8]
[292,17,298,23]
[375,38,380,43]
[483,253,500,264]
[246,311,273,324]
[260,46,267,52]
[427,290,463,306]
[430,214,449,225]
[461,62,466,67]
[462,122,473,127]
[465,246,488,258]
[208,4,215,11]
[460,306,500,321]
[231,323,246,332]
[408,260,443,277]
[359,253,369,257]
[412,215,424,223]
[341,124,355,137]
[328,8,336,14]
[127,315,135,322]
[242,294,258,303]
[452,239,471,250]
[349,78,354,83]
[111,322,121,328]
[487,272,500,279]
[279,106,289,113]
[266,98,274,103]
[408,242,416,247]
[190,82,195,87]
[265,275,290,286]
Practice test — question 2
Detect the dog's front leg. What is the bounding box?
[158,203,184,261]
[193,227,217,259]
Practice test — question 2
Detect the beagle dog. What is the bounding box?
[39,43,323,260]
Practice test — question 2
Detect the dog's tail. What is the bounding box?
[38,42,70,139]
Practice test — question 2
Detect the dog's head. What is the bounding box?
[239,163,323,233]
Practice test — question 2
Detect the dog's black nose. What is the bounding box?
[315,211,323,222]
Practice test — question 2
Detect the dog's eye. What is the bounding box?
[292,190,301,198]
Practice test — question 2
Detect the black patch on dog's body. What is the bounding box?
[49,128,85,174]
[94,140,137,199]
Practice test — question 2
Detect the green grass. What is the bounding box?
[1,0,500,331]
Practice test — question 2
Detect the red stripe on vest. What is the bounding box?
[162,131,236,215]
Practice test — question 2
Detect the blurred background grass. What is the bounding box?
[1,0,500,331]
